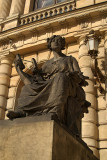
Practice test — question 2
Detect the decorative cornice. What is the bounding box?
[0,2,106,39]
[0,1,107,55]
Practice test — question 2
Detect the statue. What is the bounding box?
[7,35,90,136]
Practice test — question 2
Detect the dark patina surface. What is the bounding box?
[7,35,90,136]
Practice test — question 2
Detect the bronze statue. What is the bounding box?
[7,35,90,135]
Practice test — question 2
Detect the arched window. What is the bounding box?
[34,0,66,10]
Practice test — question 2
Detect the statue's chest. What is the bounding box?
[44,57,72,74]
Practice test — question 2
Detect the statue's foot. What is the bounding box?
[7,111,26,120]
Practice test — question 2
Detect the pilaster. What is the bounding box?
[0,0,12,21]
[24,0,34,14]
[0,0,12,31]
[9,0,26,16]
[3,0,26,31]
[0,53,15,120]
[98,31,107,160]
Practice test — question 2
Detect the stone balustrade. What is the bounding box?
[20,1,75,26]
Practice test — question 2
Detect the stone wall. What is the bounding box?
[0,0,107,160]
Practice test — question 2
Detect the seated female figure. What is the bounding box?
[7,35,90,135]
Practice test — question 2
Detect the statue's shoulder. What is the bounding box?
[42,58,54,71]
[68,55,78,63]
[65,55,74,63]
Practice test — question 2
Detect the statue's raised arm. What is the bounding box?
[14,54,32,85]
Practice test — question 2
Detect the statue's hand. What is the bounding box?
[14,54,25,70]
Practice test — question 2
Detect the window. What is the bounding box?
[34,0,66,10]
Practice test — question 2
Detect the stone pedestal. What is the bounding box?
[0,117,98,160]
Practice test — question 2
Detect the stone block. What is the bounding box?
[0,96,7,108]
[0,118,98,160]
[99,141,107,149]
[83,108,97,124]
[99,125,107,140]
[97,58,105,70]
[79,45,88,58]
[91,17,102,28]
[98,47,105,58]
[68,24,79,33]
[81,67,94,80]
[67,43,79,54]
[97,84,105,96]
[0,85,8,98]
[0,74,10,86]
[0,108,5,120]
[0,64,11,76]
[0,57,14,65]
[7,98,15,110]
[38,49,50,63]
[3,14,19,31]
[8,87,17,98]
[82,122,98,140]
[96,0,107,4]
[89,147,99,159]
[82,138,98,148]
[86,93,97,109]
[76,0,94,8]
[100,149,107,160]
[83,80,95,94]
[79,56,91,68]
[11,67,18,77]
[10,76,20,87]
[98,110,107,125]
[97,96,106,110]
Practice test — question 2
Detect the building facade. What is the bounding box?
[0,0,107,159]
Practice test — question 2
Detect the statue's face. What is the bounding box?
[50,37,62,52]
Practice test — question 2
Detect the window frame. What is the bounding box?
[33,0,66,11]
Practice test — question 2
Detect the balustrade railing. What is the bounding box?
[20,0,76,26]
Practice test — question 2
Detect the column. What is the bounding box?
[9,0,26,16]
[0,0,12,21]
[99,31,107,160]
[79,36,99,158]
[0,54,14,120]
[24,0,34,14]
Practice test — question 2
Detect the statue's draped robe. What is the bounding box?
[16,56,85,124]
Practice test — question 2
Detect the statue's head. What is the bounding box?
[47,35,65,51]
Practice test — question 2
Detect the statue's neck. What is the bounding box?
[52,51,64,61]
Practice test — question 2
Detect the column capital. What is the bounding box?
[0,53,15,64]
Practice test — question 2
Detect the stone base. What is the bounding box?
[0,117,98,160]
